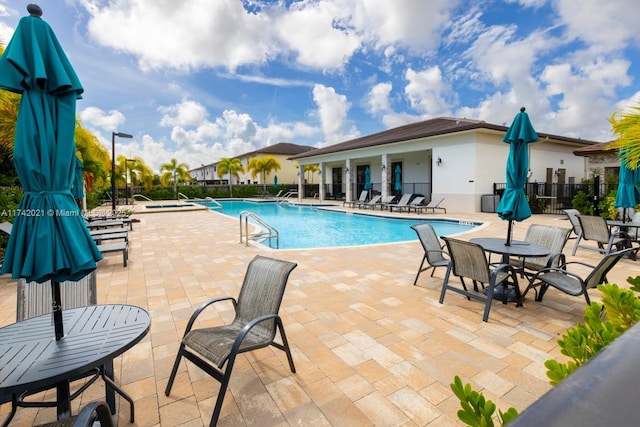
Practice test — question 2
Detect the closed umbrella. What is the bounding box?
[496,107,539,245]
[614,156,640,222]
[363,167,371,191]
[273,175,278,190]
[72,155,85,200]
[394,165,402,193]
[0,5,102,340]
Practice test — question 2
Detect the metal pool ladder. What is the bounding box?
[239,211,279,249]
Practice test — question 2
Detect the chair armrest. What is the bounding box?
[544,252,566,269]
[183,296,237,335]
[74,400,114,427]
[230,314,281,357]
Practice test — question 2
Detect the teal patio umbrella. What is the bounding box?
[363,167,372,193]
[72,155,85,200]
[614,155,640,221]
[496,107,539,245]
[273,175,278,190]
[394,165,402,193]
[0,5,102,340]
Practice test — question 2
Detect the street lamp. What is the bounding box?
[125,158,136,205]
[111,131,133,214]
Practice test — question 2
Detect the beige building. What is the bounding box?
[572,141,620,180]
[190,142,316,187]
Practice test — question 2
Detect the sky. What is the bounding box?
[1,0,639,173]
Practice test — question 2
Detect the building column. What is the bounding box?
[345,159,353,202]
[318,162,325,201]
[297,166,303,200]
[381,154,389,199]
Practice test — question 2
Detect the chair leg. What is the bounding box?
[482,284,495,322]
[274,318,296,373]
[439,265,453,304]
[413,256,427,285]
[571,234,582,255]
[165,344,185,396]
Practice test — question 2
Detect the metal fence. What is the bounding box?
[493,179,616,215]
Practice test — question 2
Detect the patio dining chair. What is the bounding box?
[519,247,639,305]
[411,223,450,284]
[577,215,628,255]
[508,224,571,278]
[563,209,585,255]
[165,255,298,427]
[440,237,520,322]
[34,400,114,427]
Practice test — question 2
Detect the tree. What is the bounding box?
[217,157,244,197]
[160,158,191,199]
[247,155,281,191]
[608,102,640,169]
[304,164,320,184]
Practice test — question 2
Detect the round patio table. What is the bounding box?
[0,304,150,425]
[470,238,550,302]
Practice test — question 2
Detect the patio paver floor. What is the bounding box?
[1,204,638,426]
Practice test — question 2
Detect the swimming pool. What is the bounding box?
[197,200,481,249]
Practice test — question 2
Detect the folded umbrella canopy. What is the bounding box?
[0,5,102,340]
[496,107,539,245]
[363,167,371,191]
[614,155,640,222]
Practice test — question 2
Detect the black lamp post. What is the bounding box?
[111,132,133,214]
[125,158,136,205]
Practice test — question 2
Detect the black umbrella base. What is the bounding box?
[484,284,520,303]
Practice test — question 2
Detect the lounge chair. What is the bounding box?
[386,193,413,211]
[508,224,571,278]
[360,194,381,209]
[415,197,446,214]
[440,237,519,322]
[344,190,368,208]
[519,247,639,305]
[411,223,450,284]
[405,196,426,213]
[165,255,298,427]
[576,215,628,255]
[378,195,396,210]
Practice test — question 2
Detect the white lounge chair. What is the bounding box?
[386,193,413,211]
[415,197,446,213]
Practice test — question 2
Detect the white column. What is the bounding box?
[381,154,389,199]
[345,159,353,202]
[318,162,325,201]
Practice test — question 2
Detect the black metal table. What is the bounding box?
[0,304,150,425]
[470,238,550,302]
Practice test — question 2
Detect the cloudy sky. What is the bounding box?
[1,0,639,172]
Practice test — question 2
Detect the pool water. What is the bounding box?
[197,200,480,249]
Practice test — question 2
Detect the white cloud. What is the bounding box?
[79,107,126,131]
[404,67,453,116]
[312,84,359,145]
[158,99,209,127]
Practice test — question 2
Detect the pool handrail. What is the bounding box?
[132,194,153,202]
[239,210,279,249]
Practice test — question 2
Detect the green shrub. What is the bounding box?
[571,190,593,215]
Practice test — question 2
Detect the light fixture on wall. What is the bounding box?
[381,164,386,170]
[436,157,442,166]
[345,167,349,172]
[555,169,562,177]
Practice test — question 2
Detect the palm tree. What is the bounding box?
[247,155,281,192]
[160,158,191,199]
[304,164,320,184]
[217,157,244,197]
[608,103,640,169]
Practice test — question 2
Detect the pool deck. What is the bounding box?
[1,202,639,426]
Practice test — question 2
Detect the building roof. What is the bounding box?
[573,141,617,157]
[290,116,596,160]
[242,142,315,157]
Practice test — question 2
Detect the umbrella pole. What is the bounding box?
[506,220,513,246]
[51,281,64,340]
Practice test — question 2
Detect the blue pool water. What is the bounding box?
[197,200,481,249]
